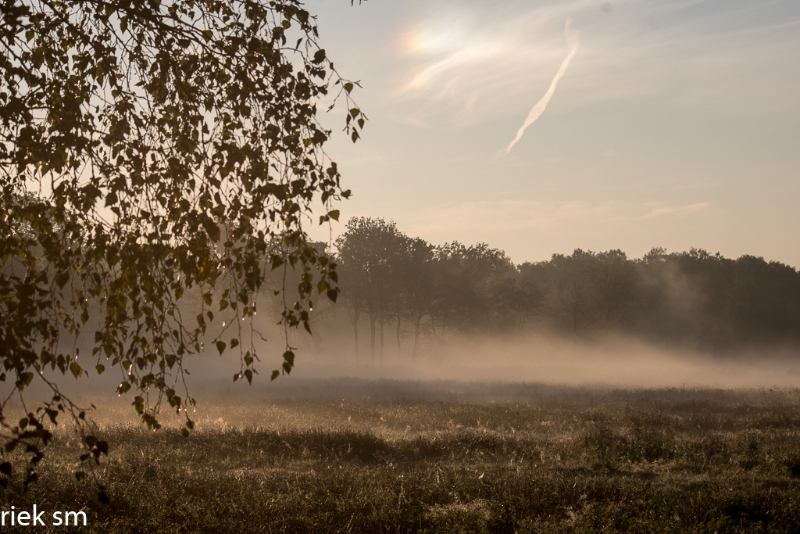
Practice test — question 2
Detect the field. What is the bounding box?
[2,380,800,533]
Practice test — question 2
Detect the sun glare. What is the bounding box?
[396,19,465,56]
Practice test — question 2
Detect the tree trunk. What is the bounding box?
[353,311,360,362]
[379,320,385,361]
[396,312,402,356]
[412,315,422,360]
[370,314,376,362]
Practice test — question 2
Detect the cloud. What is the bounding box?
[384,199,714,262]
[639,202,710,219]
[390,1,598,124]
[400,199,711,237]
[497,18,579,157]
[385,0,800,126]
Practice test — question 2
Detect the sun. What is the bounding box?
[396,19,465,56]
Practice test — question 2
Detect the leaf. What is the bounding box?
[96,363,105,374]
[216,341,226,355]
[344,82,353,94]
[271,370,280,381]
[202,217,220,242]
[104,191,118,207]
[282,350,295,374]
[55,271,69,288]
[70,362,83,379]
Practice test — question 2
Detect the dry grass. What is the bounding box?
[2,381,800,533]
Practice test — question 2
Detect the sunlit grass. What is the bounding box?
[2,383,800,532]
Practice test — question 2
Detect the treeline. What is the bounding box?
[327,217,800,358]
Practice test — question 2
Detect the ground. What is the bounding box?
[2,380,800,532]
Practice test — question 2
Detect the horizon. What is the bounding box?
[320,217,800,270]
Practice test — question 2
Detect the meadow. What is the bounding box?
[2,380,800,533]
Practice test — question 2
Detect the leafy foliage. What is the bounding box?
[333,218,800,357]
[335,218,526,358]
[0,0,364,488]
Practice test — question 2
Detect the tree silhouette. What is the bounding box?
[395,237,435,358]
[431,242,517,333]
[333,222,800,354]
[544,249,637,333]
[335,218,408,360]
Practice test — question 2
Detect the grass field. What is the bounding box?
[2,380,800,533]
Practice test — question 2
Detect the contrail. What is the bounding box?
[498,19,579,158]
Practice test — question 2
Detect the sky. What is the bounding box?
[306,0,800,267]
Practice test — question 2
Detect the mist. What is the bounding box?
[143,328,800,409]
[9,222,800,427]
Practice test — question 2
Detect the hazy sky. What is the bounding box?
[307,0,800,267]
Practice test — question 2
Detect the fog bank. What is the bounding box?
[185,333,800,391]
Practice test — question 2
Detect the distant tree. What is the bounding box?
[338,230,531,355]
[335,218,407,360]
[514,261,548,327]
[727,256,800,345]
[633,248,800,349]
[547,250,599,332]
[0,0,365,489]
[547,249,637,333]
[431,242,517,333]
[395,237,435,358]
[592,250,638,326]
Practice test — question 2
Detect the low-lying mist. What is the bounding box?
[9,330,798,433]
[22,330,800,413]
[181,331,800,392]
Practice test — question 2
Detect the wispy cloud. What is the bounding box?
[497,18,579,157]
[385,0,800,126]
[639,202,710,219]
[391,1,597,123]
[390,199,714,261]
[401,199,711,236]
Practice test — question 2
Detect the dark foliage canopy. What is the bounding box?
[0,0,364,489]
